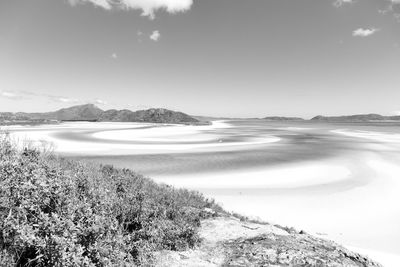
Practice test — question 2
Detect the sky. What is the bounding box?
[0,0,400,118]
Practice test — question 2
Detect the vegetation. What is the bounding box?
[98,107,200,124]
[0,135,222,266]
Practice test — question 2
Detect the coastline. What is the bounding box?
[347,246,400,267]
[4,120,400,265]
[151,151,400,266]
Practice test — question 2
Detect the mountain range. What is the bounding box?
[311,114,400,122]
[2,104,400,125]
[0,104,200,124]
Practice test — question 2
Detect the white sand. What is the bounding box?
[6,121,280,155]
[332,129,400,143]
[3,121,150,131]
[156,162,351,189]
[4,122,400,265]
[92,123,223,142]
[155,152,400,266]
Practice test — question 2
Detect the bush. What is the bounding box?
[0,136,222,266]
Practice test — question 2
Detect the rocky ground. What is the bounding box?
[154,215,382,267]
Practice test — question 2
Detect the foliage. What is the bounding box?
[0,136,222,266]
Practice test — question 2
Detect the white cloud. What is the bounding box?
[69,0,111,9]
[336,0,400,20]
[25,91,80,104]
[69,0,193,19]
[111,53,118,59]
[0,91,20,99]
[352,28,379,37]
[333,0,355,7]
[55,97,79,103]
[150,30,161,41]
[0,90,100,106]
[95,99,107,105]
[387,0,400,20]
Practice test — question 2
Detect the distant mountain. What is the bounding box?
[311,114,400,122]
[98,109,131,122]
[5,104,400,125]
[98,108,199,124]
[0,112,31,121]
[33,104,104,121]
[264,116,304,121]
[1,104,200,125]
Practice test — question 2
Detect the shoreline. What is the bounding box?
[152,151,400,265]
[347,246,400,267]
[3,120,400,265]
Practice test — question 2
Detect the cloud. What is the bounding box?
[335,0,400,20]
[384,0,400,20]
[0,91,21,100]
[352,28,379,37]
[111,53,118,59]
[0,90,82,104]
[68,0,193,19]
[150,30,161,41]
[0,90,110,107]
[333,0,355,7]
[21,91,80,104]
[94,99,107,105]
[48,95,108,106]
[51,96,80,103]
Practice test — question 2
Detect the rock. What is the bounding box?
[203,208,216,215]
[223,233,382,266]
[154,217,382,267]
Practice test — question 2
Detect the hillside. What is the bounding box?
[0,104,200,125]
[32,104,104,121]
[0,136,222,266]
[98,108,199,124]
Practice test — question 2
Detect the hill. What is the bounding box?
[98,108,199,124]
[33,104,104,121]
[0,104,200,125]
[0,135,222,266]
[311,114,400,122]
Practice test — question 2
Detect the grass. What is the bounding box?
[0,135,223,266]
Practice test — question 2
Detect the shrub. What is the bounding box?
[0,136,222,266]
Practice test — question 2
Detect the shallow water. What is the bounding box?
[5,120,400,265]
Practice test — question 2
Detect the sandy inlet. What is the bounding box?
[4,120,400,266]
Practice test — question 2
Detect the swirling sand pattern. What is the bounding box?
[4,120,400,266]
[7,121,280,155]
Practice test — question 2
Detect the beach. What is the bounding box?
[4,120,400,266]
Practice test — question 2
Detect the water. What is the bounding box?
[5,120,400,265]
